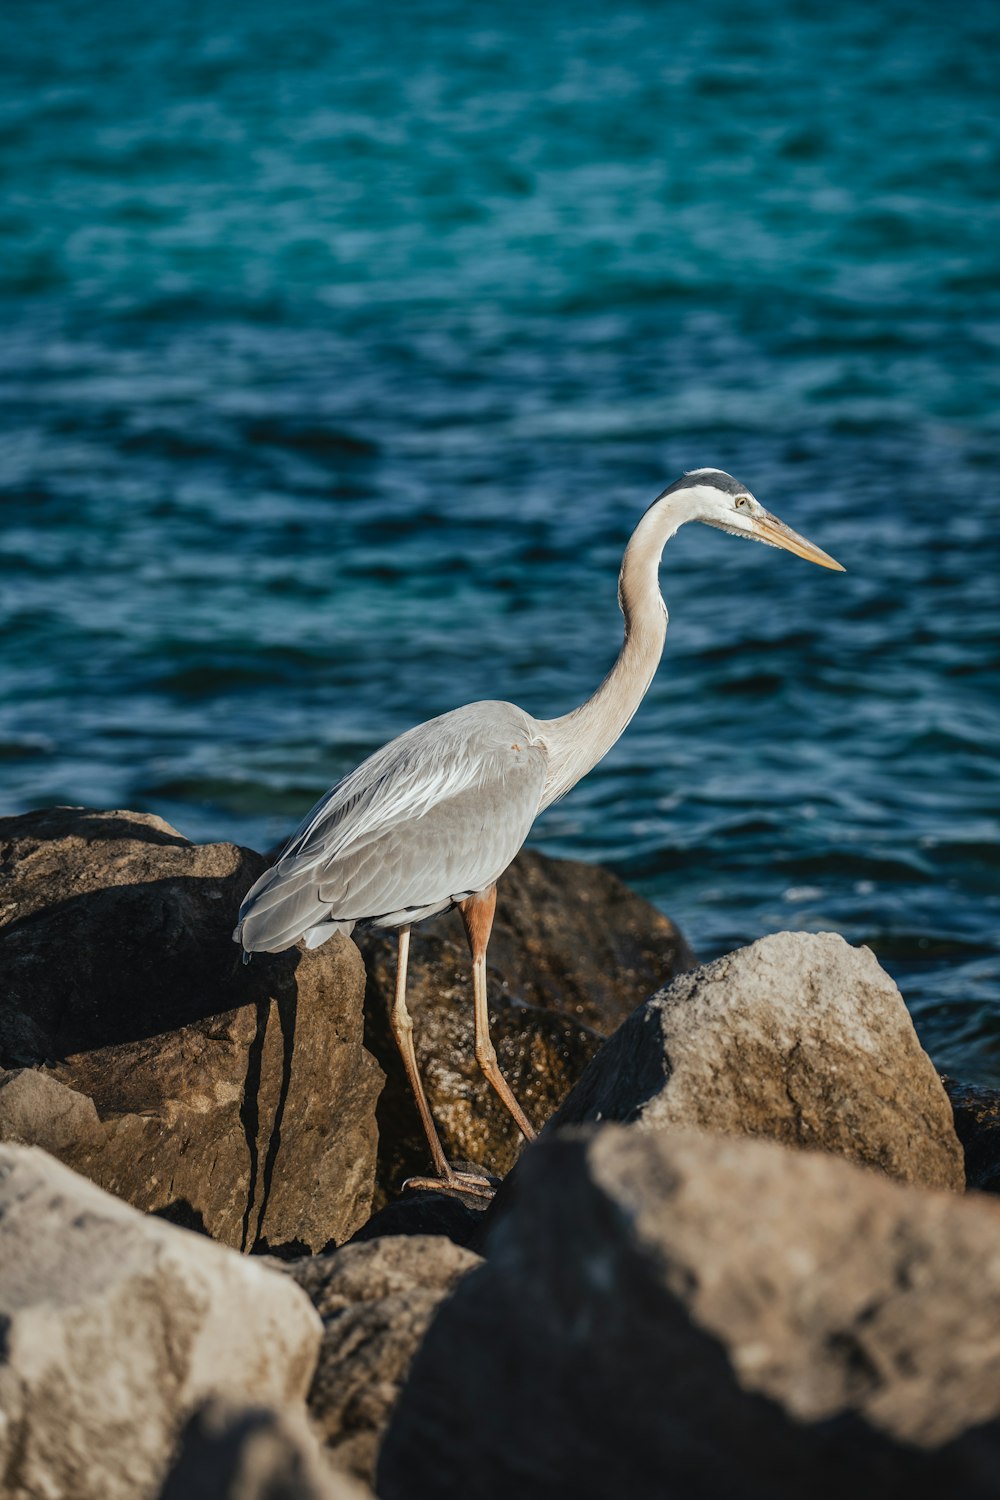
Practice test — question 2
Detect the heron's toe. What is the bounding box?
[402,1168,500,1202]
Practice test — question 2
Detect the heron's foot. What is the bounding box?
[403,1167,500,1202]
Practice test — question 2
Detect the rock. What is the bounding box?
[379,1128,1000,1500]
[944,1076,1000,1193]
[289,1234,481,1485]
[160,1400,371,1500]
[0,1062,105,1156]
[550,931,964,1191]
[0,1144,322,1500]
[358,847,693,1196]
[0,807,383,1251]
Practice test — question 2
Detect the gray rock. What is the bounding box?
[0,807,384,1251]
[159,1400,371,1500]
[289,1235,481,1484]
[379,1128,1000,1500]
[0,1145,322,1500]
[358,847,692,1196]
[550,931,964,1191]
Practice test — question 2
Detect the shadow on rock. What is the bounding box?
[0,808,383,1251]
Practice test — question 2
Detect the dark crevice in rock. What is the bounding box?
[240,998,270,1254]
[252,986,298,1253]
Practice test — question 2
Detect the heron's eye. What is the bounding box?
[734,496,748,508]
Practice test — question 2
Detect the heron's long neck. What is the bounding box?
[538,495,689,809]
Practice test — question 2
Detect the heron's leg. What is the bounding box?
[390,925,451,1179]
[460,887,536,1143]
[390,926,495,1198]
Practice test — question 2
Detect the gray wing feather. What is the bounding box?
[235,702,548,953]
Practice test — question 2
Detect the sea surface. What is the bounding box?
[1,1,998,1080]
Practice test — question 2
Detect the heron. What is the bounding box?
[234,469,843,1197]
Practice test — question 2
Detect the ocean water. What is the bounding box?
[1,1,998,1081]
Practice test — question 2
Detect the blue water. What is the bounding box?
[2,1,998,1081]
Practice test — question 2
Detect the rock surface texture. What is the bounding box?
[0,1145,322,1500]
[0,807,383,1251]
[289,1234,481,1484]
[379,1128,1000,1500]
[550,930,964,1190]
[160,1400,372,1500]
[359,848,694,1193]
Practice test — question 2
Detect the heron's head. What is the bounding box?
[661,468,844,571]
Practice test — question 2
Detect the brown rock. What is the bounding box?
[944,1076,1000,1194]
[359,847,693,1195]
[0,1145,322,1500]
[0,807,383,1251]
[550,931,964,1191]
[379,1128,1000,1500]
[288,1235,481,1484]
[469,847,696,1032]
[159,1400,371,1500]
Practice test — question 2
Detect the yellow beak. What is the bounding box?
[752,511,845,572]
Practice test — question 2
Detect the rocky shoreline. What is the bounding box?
[1,806,998,1498]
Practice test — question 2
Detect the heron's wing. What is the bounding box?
[236,702,548,951]
[315,751,544,920]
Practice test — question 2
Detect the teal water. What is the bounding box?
[1,1,998,1079]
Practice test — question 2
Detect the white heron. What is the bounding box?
[235,469,843,1196]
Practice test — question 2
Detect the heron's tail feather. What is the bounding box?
[233,861,354,954]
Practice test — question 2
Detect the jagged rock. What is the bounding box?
[0,807,383,1251]
[944,1076,1000,1193]
[550,931,964,1190]
[358,848,693,1195]
[289,1235,481,1484]
[160,1400,371,1500]
[0,1145,322,1500]
[379,1128,1000,1500]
